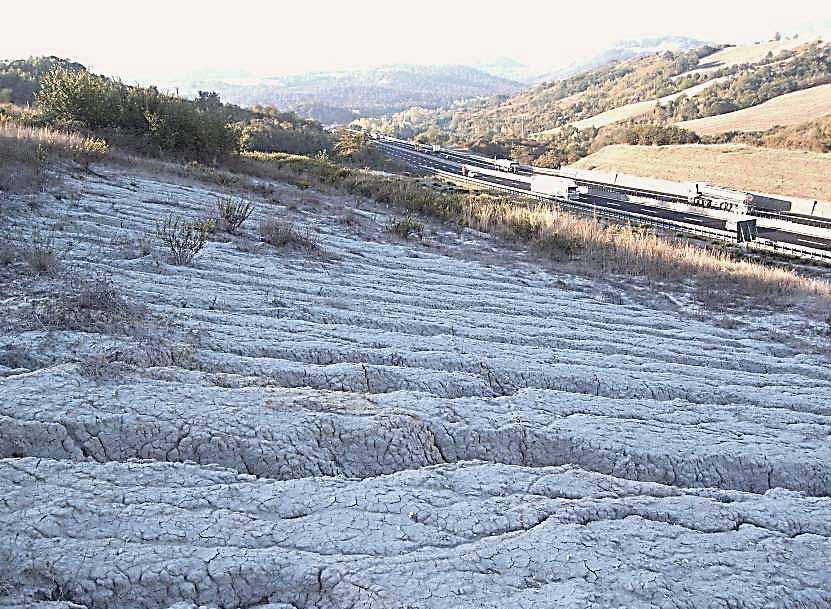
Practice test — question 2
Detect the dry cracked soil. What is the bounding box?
[1,160,830,609]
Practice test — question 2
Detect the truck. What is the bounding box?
[689,183,754,214]
[529,175,581,201]
[494,158,520,173]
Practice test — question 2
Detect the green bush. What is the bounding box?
[239,119,332,156]
[145,100,239,160]
[38,68,239,160]
[0,56,85,105]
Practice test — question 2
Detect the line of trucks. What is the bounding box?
[369,134,789,243]
[465,157,760,214]
[459,164,759,242]
[384,135,787,216]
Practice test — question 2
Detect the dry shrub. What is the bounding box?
[0,239,16,266]
[28,273,147,334]
[216,197,254,233]
[22,229,69,275]
[259,217,319,252]
[339,208,362,227]
[386,215,424,240]
[78,353,130,381]
[111,232,153,259]
[155,213,214,265]
[0,343,40,371]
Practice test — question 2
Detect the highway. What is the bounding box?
[379,140,831,256]
[757,228,831,251]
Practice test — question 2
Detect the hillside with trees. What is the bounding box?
[0,56,85,104]
[0,60,342,162]
[357,37,831,167]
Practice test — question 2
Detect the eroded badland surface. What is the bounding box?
[1,161,831,609]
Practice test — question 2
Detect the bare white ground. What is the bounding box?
[2,459,831,609]
[1,163,830,608]
[2,366,831,495]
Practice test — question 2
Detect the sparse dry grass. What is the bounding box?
[259,217,320,252]
[468,200,831,305]
[0,120,108,192]
[111,232,153,260]
[386,215,424,240]
[21,229,68,275]
[26,273,147,335]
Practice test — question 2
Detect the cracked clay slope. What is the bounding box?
[1,164,830,608]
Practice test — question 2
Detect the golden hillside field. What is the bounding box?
[683,37,811,77]
[533,78,728,136]
[676,84,831,135]
[570,143,831,201]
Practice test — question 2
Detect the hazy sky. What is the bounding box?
[4,0,831,81]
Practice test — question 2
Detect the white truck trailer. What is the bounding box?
[529,175,581,201]
[494,158,520,173]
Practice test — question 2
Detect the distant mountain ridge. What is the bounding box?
[476,36,711,84]
[186,64,522,123]
[162,37,710,123]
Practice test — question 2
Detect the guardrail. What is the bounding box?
[752,209,831,230]
[751,238,831,262]
[376,138,831,263]
[436,170,831,262]
[433,169,739,243]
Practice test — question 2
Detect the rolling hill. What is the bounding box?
[571,143,831,203]
[476,36,709,84]
[536,35,712,83]
[532,77,729,136]
[676,83,831,135]
[359,35,831,167]
[682,37,809,77]
[185,64,522,123]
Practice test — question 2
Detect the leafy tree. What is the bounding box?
[239,118,332,156]
[195,91,222,113]
[37,68,239,160]
[0,56,85,105]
